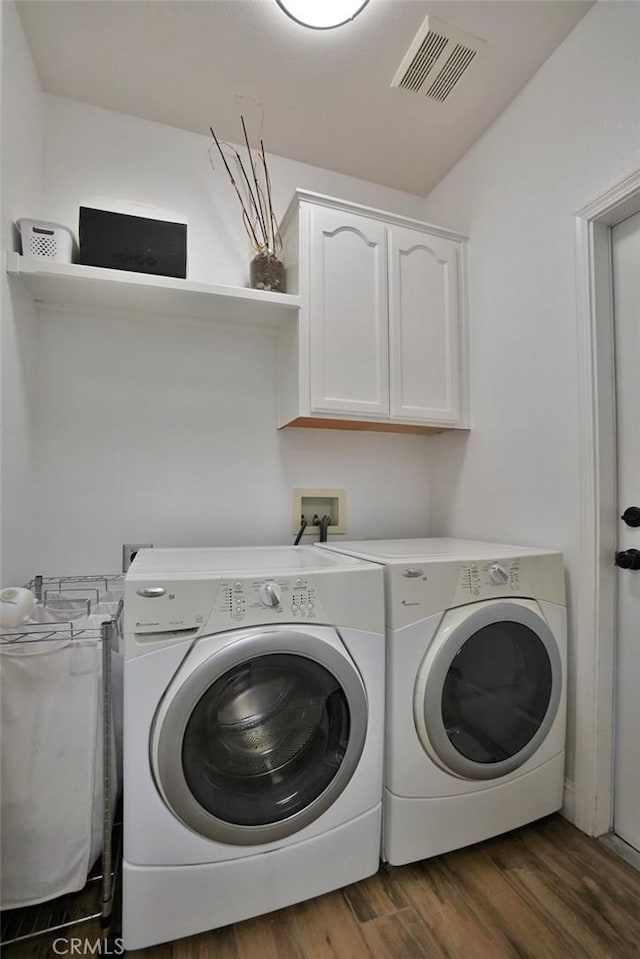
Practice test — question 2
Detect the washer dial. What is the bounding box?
[259,582,282,607]
[489,564,510,585]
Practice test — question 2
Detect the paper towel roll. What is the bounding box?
[0,588,36,629]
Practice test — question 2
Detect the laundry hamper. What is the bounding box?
[0,577,121,919]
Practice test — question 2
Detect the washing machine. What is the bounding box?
[317,538,566,866]
[121,546,384,950]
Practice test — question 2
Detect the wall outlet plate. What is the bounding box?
[292,489,346,535]
[122,543,153,572]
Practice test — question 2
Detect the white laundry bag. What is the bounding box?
[0,629,112,909]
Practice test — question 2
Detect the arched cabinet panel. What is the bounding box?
[388,229,461,424]
[308,209,389,417]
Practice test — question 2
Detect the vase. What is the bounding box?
[250,252,286,293]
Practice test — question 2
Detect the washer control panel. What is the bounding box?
[218,576,322,624]
[459,560,521,597]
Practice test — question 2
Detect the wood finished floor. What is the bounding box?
[6,815,640,958]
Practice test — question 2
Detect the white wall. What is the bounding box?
[12,95,434,576]
[421,0,640,790]
[0,1,43,585]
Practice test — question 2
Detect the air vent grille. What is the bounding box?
[392,15,485,103]
[399,31,448,92]
[427,44,478,102]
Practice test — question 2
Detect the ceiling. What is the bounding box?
[16,0,593,196]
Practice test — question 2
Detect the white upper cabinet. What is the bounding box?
[279,191,469,434]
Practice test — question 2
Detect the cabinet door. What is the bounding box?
[308,207,388,417]
[388,226,462,424]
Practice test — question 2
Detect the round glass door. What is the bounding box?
[182,654,349,827]
[415,602,562,780]
[153,629,368,844]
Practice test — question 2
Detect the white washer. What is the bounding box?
[317,538,567,866]
[121,546,384,950]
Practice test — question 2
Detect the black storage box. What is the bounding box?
[79,207,187,278]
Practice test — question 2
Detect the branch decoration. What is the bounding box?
[208,98,282,259]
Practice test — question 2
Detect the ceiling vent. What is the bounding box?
[392,15,486,103]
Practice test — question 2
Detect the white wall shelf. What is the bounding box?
[5,253,301,328]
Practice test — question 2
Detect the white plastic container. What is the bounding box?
[18,218,75,263]
[0,587,36,628]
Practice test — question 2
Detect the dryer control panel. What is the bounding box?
[386,555,552,629]
[458,560,521,598]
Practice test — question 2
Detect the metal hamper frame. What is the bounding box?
[0,575,123,949]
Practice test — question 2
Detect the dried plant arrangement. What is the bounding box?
[209,100,285,292]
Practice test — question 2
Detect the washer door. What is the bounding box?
[151,627,368,844]
[414,600,562,780]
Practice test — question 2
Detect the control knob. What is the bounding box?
[259,582,282,607]
[489,564,510,585]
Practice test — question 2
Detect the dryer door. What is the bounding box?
[151,627,368,844]
[414,600,562,780]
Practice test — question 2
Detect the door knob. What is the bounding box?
[621,506,640,527]
[615,549,640,570]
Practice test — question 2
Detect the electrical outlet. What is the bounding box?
[292,489,346,535]
[122,543,153,572]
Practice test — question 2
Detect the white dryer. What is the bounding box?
[317,538,566,866]
[121,546,384,950]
